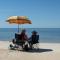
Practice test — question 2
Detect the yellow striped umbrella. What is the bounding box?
[6,16,32,32]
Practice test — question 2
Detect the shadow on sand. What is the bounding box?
[23,48,53,53]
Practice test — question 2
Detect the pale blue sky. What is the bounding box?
[0,0,60,28]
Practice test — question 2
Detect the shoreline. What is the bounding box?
[0,40,60,43]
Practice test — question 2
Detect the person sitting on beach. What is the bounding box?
[29,31,39,49]
[10,29,28,50]
[20,29,28,48]
[20,29,28,41]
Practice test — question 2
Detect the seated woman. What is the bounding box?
[10,29,29,50]
[29,31,39,49]
[20,29,28,48]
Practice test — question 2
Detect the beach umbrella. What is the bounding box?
[6,16,32,33]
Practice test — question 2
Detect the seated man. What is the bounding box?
[29,31,39,49]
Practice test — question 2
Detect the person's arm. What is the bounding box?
[37,35,39,43]
[28,36,32,41]
[24,34,28,40]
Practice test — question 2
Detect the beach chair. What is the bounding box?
[9,33,29,51]
[29,35,39,49]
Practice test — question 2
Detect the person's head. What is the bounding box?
[21,29,26,34]
[32,31,37,35]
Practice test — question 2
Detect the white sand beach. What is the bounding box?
[0,41,60,60]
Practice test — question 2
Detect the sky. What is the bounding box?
[0,0,60,28]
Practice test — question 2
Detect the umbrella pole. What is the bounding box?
[18,24,19,33]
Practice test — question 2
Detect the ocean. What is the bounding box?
[0,28,60,43]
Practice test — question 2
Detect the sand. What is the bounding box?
[0,41,60,60]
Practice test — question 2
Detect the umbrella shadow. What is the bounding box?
[24,48,53,53]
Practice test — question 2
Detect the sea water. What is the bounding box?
[0,28,60,43]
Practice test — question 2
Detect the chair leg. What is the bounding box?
[35,43,39,49]
[29,43,33,49]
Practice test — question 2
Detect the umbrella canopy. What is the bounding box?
[6,16,31,24]
[6,16,32,32]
